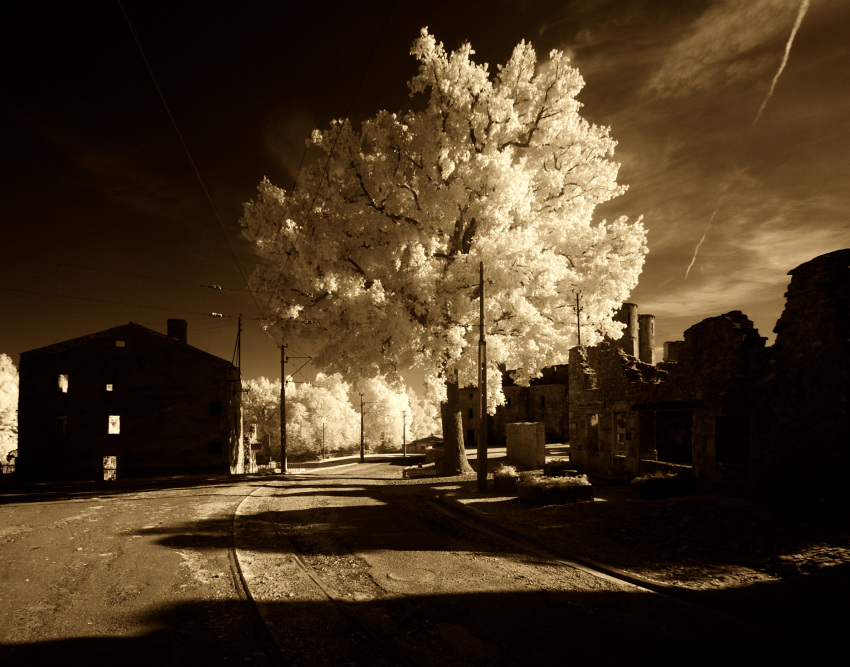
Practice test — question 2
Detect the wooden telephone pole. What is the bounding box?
[477,261,488,492]
[280,344,287,473]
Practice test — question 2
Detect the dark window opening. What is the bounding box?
[540,395,546,408]
[506,396,512,408]
[468,408,474,419]
[587,414,599,451]
[208,441,223,456]
[466,429,475,446]
[716,416,750,464]
[655,411,693,464]
[208,401,223,416]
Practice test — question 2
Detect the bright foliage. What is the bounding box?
[0,354,18,461]
[241,29,647,470]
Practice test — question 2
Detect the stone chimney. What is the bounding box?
[638,314,656,365]
[167,318,188,344]
[611,303,639,357]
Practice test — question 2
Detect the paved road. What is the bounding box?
[0,477,275,665]
[1,465,827,665]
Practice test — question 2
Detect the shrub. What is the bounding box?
[494,464,518,478]
[518,473,591,489]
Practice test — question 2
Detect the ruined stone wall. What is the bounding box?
[491,365,569,444]
[754,249,850,500]
[570,311,767,489]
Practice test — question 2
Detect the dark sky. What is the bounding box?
[2,0,848,386]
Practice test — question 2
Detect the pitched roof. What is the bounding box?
[20,322,234,368]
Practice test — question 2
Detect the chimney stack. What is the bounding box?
[610,303,639,357]
[167,319,188,344]
[638,314,656,365]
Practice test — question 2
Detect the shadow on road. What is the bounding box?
[1,586,842,666]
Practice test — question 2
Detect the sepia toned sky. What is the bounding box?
[1,0,848,385]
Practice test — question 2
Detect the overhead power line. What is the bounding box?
[117,0,262,316]
[0,285,249,320]
[0,251,255,293]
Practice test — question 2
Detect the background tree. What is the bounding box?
[291,373,360,459]
[0,353,18,463]
[358,375,412,453]
[241,29,647,475]
[242,376,281,464]
[0,354,18,462]
[405,385,440,442]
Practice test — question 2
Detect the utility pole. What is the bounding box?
[360,393,365,463]
[322,423,325,460]
[477,261,488,492]
[402,411,407,459]
[575,291,582,347]
[232,315,246,474]
[280,344,287,474]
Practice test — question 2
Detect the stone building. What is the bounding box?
[569,249,849,501]
[17,319,243,480]
[491,365,570,445]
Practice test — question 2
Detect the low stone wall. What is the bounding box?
[506,422,545,469]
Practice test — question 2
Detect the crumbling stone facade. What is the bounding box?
[17,320,242,480]
[491,365,569,445]
[569,249,849,501]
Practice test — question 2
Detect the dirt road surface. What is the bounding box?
[0,477,276,665]
[236,462,834,665]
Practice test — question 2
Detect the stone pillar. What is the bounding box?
[638,314,656,365]
[612,303,639,357]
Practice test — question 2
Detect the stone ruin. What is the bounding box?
[568,248,850,503]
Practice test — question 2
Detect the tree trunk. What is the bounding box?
[439,372,474,476]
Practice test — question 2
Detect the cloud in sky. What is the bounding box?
[753,0,811,124]
[645,0,804,100]
[551,0,850,349]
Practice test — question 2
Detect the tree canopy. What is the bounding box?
[241,29,647,473]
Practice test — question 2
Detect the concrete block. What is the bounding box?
[506,422,545,469]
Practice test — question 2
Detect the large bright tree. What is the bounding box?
[241,29,647,475]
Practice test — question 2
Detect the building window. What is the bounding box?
[540,395,546,408]
[106,384,113,391]
[468,408,474,420]
[208,441,223,456]
[56,416,67,435]
[208,401,223,416]
[108,415,121,434]
[115,340,125,348]
[506,396,512,408]
[58,374,68,393]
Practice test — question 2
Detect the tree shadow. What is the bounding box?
[1,587,841,666]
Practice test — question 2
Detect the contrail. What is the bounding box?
[684,200,723,280]
[753,0,810,125]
